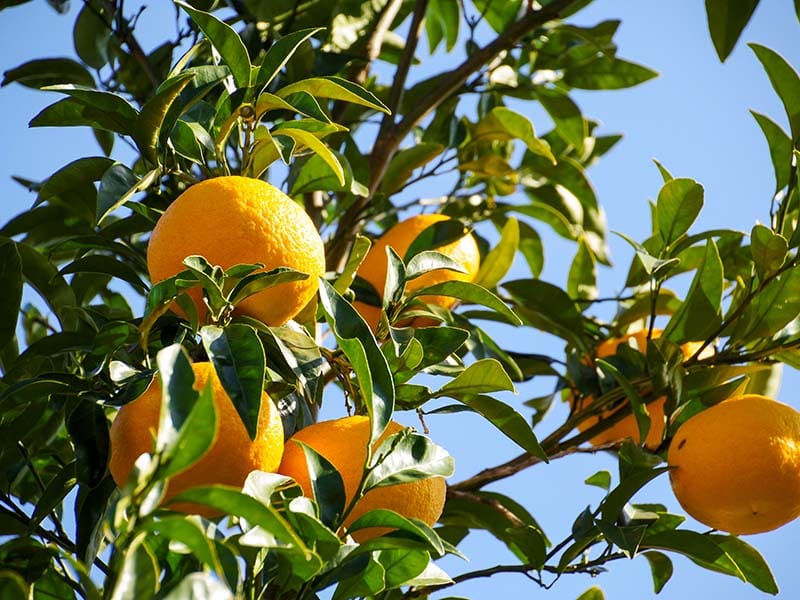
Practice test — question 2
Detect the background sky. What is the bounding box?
[1,1,800,599]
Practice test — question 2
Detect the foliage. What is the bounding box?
[0,0,798,598]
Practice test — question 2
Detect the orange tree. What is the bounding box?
[0,1,799,598]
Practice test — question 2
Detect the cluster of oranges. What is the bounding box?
[576,330,800,535]
[109,176,479,538]
[109,175,800,541]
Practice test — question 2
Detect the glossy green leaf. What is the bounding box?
[16,242,77,330]
[227,267,309,306]
[176,1,252,87]
[256,27,324,89]
[599,467,669,524]
[437,359,515,397]
[109,534,159,600]
[377,548,430,589]
[335,235,371,295]
[750,43,800,142]
[705,0,760,61]
[663,240,723,344]
[564,56,658,90]
[97,165,160,225]
[278,76,390,113]
[155,344,216,478]
[40,84,138,128]
[454,393,547,460]
[200,323,265,440]
[273,127,345,185]
[67,401,110,486]
[404,219,472,261]
[750,224,788,279]
[585,470,612,490]
[333,555,385,600]
[406,251,467,282]
[162,573,233,600]
[503,279,589,352]
[475,106,555,163]
[707,534,779,594]
[365,430,454,489]
[2,57,94,88]
[143,516,222,574]
[0,239,22,350]
[731,266,800,339]
[318,280,395,444]
[643,551,674,593]
[751,111,792,193]
[537,87,586,152]
[134,71,196,164]
[475,217,519,289]
[596,359,650,447]
[347,510,444,555]
[411,280,521,325]
[294,440,346,528]
[656,178,704,246]
[36,156,114,207]
[568,237,598,300]
[60,255,147,292]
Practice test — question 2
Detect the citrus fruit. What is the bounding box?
[668,394,800,535]
[576,329,709,450]
[278,415,447,541]
[147,176,325,326]
[108,362,284,517]
[353,214,480,331]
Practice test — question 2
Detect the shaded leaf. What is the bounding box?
[295,440,346,528]
[0,239,22,350]
[751,111,792,192]
[2,57,94,89]
[278,76,390,113]
[705,0,760,61]
[750,44,800,142]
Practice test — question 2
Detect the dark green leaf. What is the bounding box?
[366,430,454,489]
[536,87,586,152]
[318,280,395,444]
[599,467,669,524]
[518,220,544,277]
[707,534,779,594]
[731,266,800,339]
[73,4,111,69]
[75,477,115,565]
[751,110,792,192]
[0,571,28,599]
[377,548,430,589]
[656,178,704,246]
[97,165,160,225]
[66,401,109,486]
[295,440,346,528]
[37,156,114,206]
[200,323,265,440]
[411,280,521,325]
[176,1,252,87]
[60,255,147,292]
[564,57,658,90]
[17,242,77,330]
[134,72,196,164]
[0,239,22,350]
[333,555,385,600]
[29,97,132,134]
[662,240,723,344]
[256,28,324,90]
[347,510,444,555]
[143,516,222,574]
[596,359,651,447]
[40,85,138,130]
[568,237,598,300]
[705,0,760,61]
[643,551,673,593]
[405,251,467,282]
[2,58,94,89]
[750,43,800,142]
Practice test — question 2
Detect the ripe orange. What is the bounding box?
[147,176,325,326]
[576,329,709,450]
[108,362,284,517]
[353,214,480,331]
[668,394,800,535]
[278,415,447,541]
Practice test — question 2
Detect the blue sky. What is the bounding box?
[1,1,799,598]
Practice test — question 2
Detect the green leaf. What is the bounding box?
[410,280,521,325]
[576,586,605,600]
[751,111,793,192]
[426,0,460,52]
[405,251,467,282]
[227,267,309,306]
[707,534,779,594]
[596,359,650,446]
[656,178,704,246]
[475,217,519,289]
[347,510,444,555]
[750,43,800,142]
[333,556,385,600]
[16,242,77,330]
[472,0,522,32]
[380,143,445,196]
[30,461,77,529]
[256,27,324,89]
[568,237,598,300]
[155,345,216,478]
[37,156,114,207]
[0,571,28,599]
[585,470,612,491]
[109,534,159,600]
[176,1,252,87]
[750,224,788,279]
[200,323,265,441]
[731,266,800,339]
[273,127,345,185]
[60,255,147,292]
[451,393,547,460]
[475,107,555,163]
[334,235,372,295]
[29,97,130,133]
[643,551,673,593]
[503,279,589,352]
[365,431,454,489]
[162,573,233,600]
[437,359,515,397]
[73,4,111,69]
[40,84,138,129]
[134,71,196,164]
[97,165,160,225]
[66,401,110,487]
[536,87,586,152]
[705,0,760,61]
[518,220,544,277]
[2,57,94,88]
[278,76,390,113]
[0,239,22,350]
[377,548,430,589]
[294,440,346,528]
[318,280,395,444]
[662,240,723,344]
[564,56,658,90]
[144,516,222,574]
[599,467,669,524]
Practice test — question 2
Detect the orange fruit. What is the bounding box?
[668,394,800,535]
[576,329,710,450]
[108,362,284,517]
[278,415,447,541]
[147,176,325,326]
[353,214,480,331]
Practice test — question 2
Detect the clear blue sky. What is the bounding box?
[1,2,799,599]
